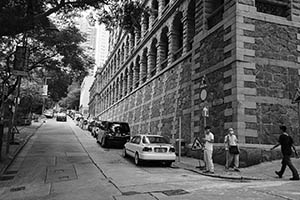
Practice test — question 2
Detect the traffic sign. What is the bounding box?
[202,106,209,117]
[200,89,207,101]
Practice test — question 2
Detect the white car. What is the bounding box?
[123,134,176,166]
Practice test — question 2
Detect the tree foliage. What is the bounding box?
[58,81,81,109]
[0,17,94,113]
[0,0,149,37]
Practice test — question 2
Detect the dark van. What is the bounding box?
[96,121,130,148]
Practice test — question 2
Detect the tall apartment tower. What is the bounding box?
[89,0,300,145]
[78,13,108,117]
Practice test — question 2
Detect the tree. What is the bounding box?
[59,81,81,109]
[0,0,112,37]
[0,0,149,37]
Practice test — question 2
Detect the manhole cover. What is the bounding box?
[10,186,26,192]
[162,189,189,196]
[45,165,77,183]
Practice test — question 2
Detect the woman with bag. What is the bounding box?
[224,128,240,172]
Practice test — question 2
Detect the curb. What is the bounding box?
[173,163,264,181]
[0,122,44,175]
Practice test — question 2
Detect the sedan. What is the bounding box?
[123,134,176,166]
[56,112,67,122]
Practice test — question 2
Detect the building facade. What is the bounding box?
[89,0,300,145]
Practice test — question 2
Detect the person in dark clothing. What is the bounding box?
[270,125,299,180]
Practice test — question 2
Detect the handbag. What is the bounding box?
[229,145,239,154]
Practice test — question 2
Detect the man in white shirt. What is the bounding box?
[224,128,240,172]
[202,126,214,173]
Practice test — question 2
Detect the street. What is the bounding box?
[0,119,299,200]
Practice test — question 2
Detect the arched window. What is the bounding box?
[206,0,224,29]
[129,63,134,92]
[135,56,140,88]
[150,38,158,77]
[160,26,169,70]
[186,0,196,51]
[172,12,184,60]
[124,68,128,95]
[141,48,148,83]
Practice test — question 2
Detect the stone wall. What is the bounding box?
[243,18,300,145]
[98,56,193,142]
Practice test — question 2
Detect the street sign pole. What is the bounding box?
[178,117,182,162]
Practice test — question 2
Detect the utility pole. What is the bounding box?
[0,84,6,161]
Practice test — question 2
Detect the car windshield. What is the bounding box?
[107,122,130,133]
[145,136,169,144]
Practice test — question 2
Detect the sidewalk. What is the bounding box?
[173,155,300,181]
[0,121,43,175]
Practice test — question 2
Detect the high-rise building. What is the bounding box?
[78,12,108,117]
[89,0,300,146]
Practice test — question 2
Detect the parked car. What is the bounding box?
[96,121,130,148]
[123,134,176,166]
[56,112,67,122]
[44,109,54,118]
[92,120,104,138]
[88,120,96,132]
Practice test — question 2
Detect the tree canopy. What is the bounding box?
[0,0,149,37]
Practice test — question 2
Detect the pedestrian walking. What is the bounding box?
[270,125,299,180]
[224,128,240,172]
[202,126,214,173]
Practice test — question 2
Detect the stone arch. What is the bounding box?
[124,67,128,95]
[134,56,140,88]
[129,62,134,92]
[120,73,124,99]
[159,26,169,70]
[186,0,195,52]
[149,38,158,77]
[141,48,148,84]
[171,11,184,60]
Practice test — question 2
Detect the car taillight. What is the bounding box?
[142,147,152,152]
[169,147,175,152]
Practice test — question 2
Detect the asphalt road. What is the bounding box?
[0,118,299,200]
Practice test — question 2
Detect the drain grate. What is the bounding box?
[162,189,189,196]
[4,170,18,175]
[122,191,141,196]
[10,186,26,192]
[0,176,15,181]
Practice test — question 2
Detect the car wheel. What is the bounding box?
[134,153,140,166]
[122,148,128,158]
[164,161,173,167]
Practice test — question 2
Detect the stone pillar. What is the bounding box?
[116,80,119,101]
[158,0,165,17]
[135,28,141,46]
[156,41,167,72]
[140,55,147,84]
[182,13,193,54]
[119,76,123,99]
[124,71,128,96]
[129,33,135,52]
[149,13,156,28]
[128,66,133,92]
[141,14,148,37]
[147,51,156,78]
[133,63,140,88]
[168,30,177,66]
[290,0,300,22]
